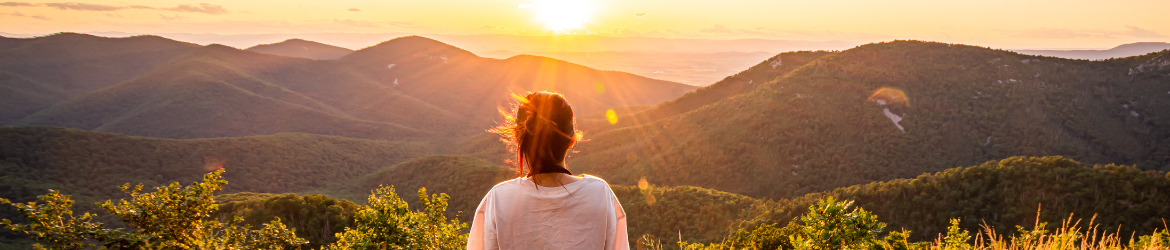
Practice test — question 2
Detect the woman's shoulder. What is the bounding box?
[490,177,526,190]
[578,174,609,183]
[575,175,615,190]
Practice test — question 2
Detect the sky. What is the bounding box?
[1,0,1168,49]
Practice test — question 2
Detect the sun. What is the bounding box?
[527,0,594,33]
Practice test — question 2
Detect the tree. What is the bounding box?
[791,196,886,250]
[325,186,467,250]
[0,170,306,249]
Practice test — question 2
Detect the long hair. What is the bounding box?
[489,91,583,178]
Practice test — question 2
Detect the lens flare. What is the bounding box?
[867,87,910,107]
[594,81,605,94]
[605,109,618,124]
[637,177,649,190]
[530,0,594,32]
[203,158,225,172]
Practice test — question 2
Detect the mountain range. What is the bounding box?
[0,33,696,140]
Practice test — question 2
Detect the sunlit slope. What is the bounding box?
[0,33,198,124]
[339,36,698,128]
[245,38,354,60]
[581,50,835,132]
[571,41,1170,199]
[0,126,429,213]
[16,45,431,140]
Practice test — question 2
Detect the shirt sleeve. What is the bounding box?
[467,191,494,250]
[610,192,630,250]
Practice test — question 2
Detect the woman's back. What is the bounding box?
[467,175,628,250]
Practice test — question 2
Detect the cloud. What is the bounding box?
[478,24,510,32]
[129,5,154,9]
[635,13,645,17]
[387,21,427,29]
[348,8,359,11]
[334,19,379,28]
[517,4,530,9]
[160,14,187,21]
[700,24,734,34]
[44,2,125,11]
[0,10,48,20]
[0,2,34,6]
[611,28,642,36]
[1125,26,1166,38]
[1016,28,1099,39]
[165,3,227,14]
[104,12,122,18]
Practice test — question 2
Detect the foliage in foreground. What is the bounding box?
[0,170,306,249]
[645,196,1170,250]
[1,169,470,250]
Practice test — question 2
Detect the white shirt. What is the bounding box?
[467,175,629,250]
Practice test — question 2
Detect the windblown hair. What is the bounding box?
[489,91,583,177]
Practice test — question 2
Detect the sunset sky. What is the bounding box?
[1,0,1167,49]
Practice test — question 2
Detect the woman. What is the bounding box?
[467,91,629,250]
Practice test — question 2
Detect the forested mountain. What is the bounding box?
[570,41,1170,199]
[246,39,354,60]
[2,33,696,140]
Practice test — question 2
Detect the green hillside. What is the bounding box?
[570,41,1170,199]
[740,156,1170,242]
[0,126,429,221]
[246,38,354,60]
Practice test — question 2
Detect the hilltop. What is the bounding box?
[245,38,354,60]
[569,41,1170,199]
